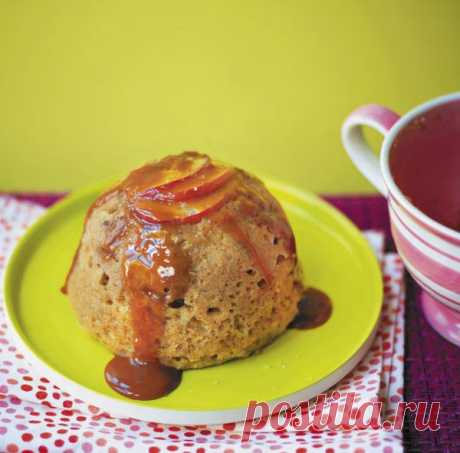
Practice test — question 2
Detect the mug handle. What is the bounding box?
[341,104,400,196]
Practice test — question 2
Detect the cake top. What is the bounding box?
[121,151,238,224]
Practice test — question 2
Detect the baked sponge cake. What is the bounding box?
[63,152,303,370]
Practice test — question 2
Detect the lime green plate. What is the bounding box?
[4,180,382,424]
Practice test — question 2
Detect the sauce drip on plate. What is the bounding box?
[289,288,332,330]
[105,356,181,400]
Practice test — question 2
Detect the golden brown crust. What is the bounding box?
[66,173,303,369]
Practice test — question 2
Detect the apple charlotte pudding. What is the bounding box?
[62,152,315,399]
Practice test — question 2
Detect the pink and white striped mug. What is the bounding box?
[342,93,460,346]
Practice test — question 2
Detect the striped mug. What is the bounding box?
[341,93,460,346]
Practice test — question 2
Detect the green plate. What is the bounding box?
[4,180,382,424]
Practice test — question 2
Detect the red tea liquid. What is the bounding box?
[390,100,460,232]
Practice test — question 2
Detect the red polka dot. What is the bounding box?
[36,391,47,400]
[63,400,73,408]
[38,447,48,453]
[6,444,19,453]
[40,432,52,439]
[149,447,160,453]
[166,447,178,452]
[68,435,79,443]
[54,439,64,447]
[21,433,33,442]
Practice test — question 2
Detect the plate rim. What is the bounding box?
[3,180,383,424]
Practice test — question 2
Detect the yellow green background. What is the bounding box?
[1,0,459,193]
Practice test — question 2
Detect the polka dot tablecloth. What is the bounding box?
[0,197,405,453]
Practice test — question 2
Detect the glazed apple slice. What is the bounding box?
[132,181,235,224]
[142,165,236,202]
[124,152,210,198]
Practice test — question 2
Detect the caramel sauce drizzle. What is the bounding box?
[289,288,332,330]
[124,223,190,361]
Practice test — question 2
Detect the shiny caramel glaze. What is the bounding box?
[124,223,190,361]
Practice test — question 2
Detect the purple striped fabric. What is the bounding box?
[2,192,456,452]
